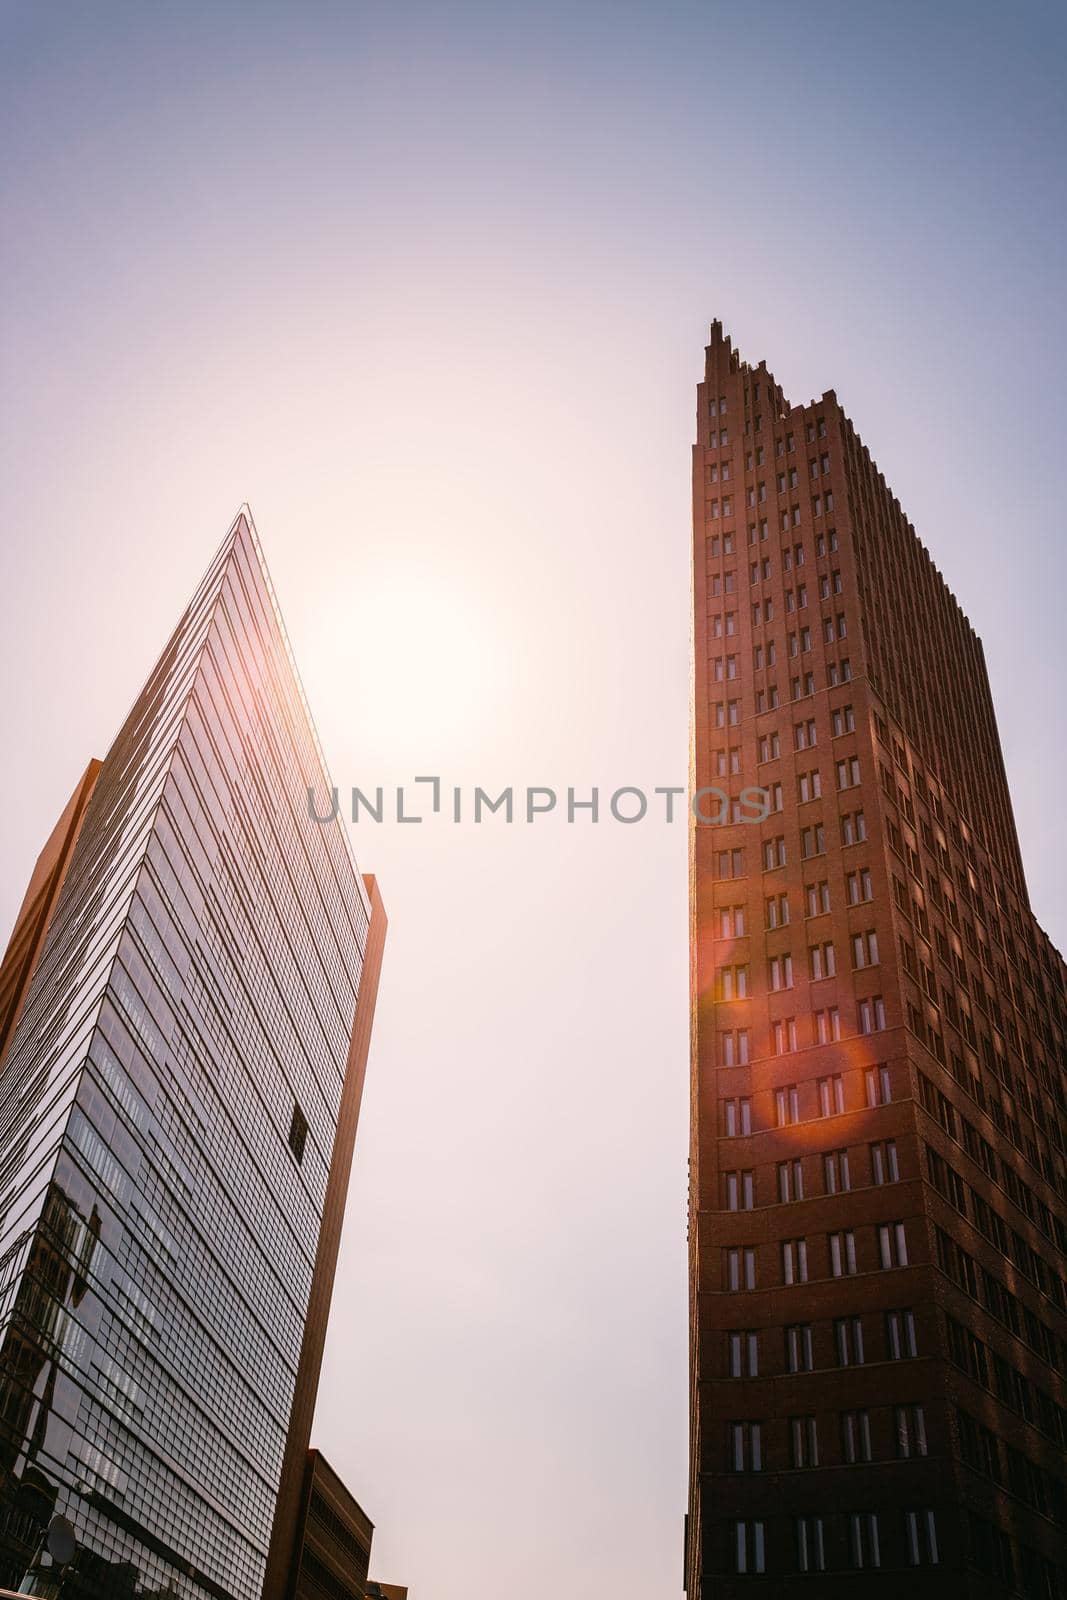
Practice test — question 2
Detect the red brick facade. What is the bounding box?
[687,323,1067,1597]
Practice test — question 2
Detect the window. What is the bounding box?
[832,704,856,736]
[773,1017,798,1053]
[886,1308,917,1359]
[758,731,780,762]
[763,835,786,870]
[724,1170,755,1210]
[905,1509,939,1566]
[878,1222,908,1269]
[818,1075,845,1116]
[778,1158,803,1202]
[851,929,880,968]
[795,1517,826,1573]
[719,965,749,1000]
[829,1229,858,1276]
[288,1100,309,1164]
[896,1405,927,1459]
[847,868,873,904]
[729,1420,762,1472]
[776,1085,800,1126]
[797,769,821,803]
[809,941,836,980]
[835,1316,864,1365]
[837,755,861,790]
[841,809,867,845]
[794,718,817,750]
[859,996,887,1034]
[814,1005,840,1042]
[765,892,789,928]
[790,1414,818,1468]
[786,1323,814,1372]
[724,1097,752,1136]
[732,1520,765,1575]
[728,1330,759,1376]
[716,847,745,879]
[842,1409,872,1463]
[865,1064,891,1105]
[849,1512,881,1569]
[805,880,830,916]
[871,1140,899,1184]
[823,1148,851,1194]
[770,954,794,991]
[800,823,825,858]
[720,1029,750,1066]
[725,1246,757,1290]
[782,1238,809,1285]
[717,905,745,938]
[958,1409,1000,1480]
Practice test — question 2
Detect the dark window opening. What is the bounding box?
[289,1101,308,1164]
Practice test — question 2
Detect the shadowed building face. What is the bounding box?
[688,325,1067,1598]
[0,511,384,1600]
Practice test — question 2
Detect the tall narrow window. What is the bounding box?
[728,1330,759,1377]
[795,1517,826,1573]
[895,1405,927,1459]
[835,1316,864,1366]
[905,1509,939,1566]
[823,1149,850,1194]
[871,1140,899,1184]
[786,1324,814,1373]
[849,1512,880,1569]
[865,1064,892,1105]
[886,1308,918,1359]
[829,1230,857,1276]
[878,1222,908,1269]
[288,1100,309,1164]
[733,1521,766,1575]
[778,1158,804,1202]
[776,1085,800,1126]
[818,1075,845,1116]
[841,1409,872,1463]
[782,1238,809,1285]
[729,1420,763,1472]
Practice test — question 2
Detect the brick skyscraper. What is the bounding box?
[687,324,1067,1597]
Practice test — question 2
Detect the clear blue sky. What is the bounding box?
[2,3,1065,1596]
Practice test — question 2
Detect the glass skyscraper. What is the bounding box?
[0,510,385,1599]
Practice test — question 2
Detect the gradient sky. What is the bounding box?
[2,3,1065,1595]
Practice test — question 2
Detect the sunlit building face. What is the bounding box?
[0,511,382,1600]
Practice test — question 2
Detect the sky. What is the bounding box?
[1,2,1065,1595]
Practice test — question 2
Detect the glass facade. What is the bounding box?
[0,513,372,1599]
